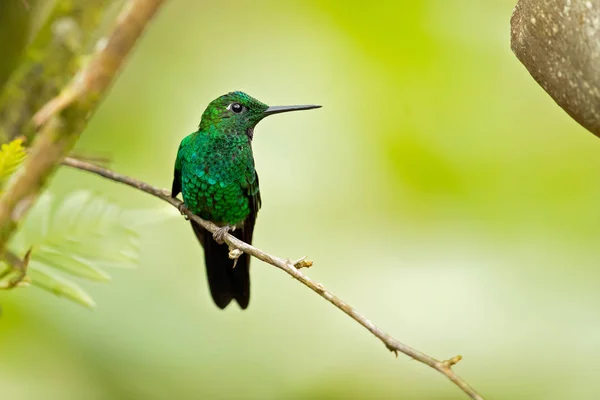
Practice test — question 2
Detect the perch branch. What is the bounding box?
[61,156,484,400]
[0,0,166,255]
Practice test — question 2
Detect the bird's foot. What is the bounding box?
[229,248,243,268]
[213,225,235,244]
[177,203,190,220]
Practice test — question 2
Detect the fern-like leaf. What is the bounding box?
[7,190,171,308]
[26,262,96,309]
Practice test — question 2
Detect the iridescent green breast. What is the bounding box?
[177,129,259,226]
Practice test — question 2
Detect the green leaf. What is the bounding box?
[21,190,144,274]
[0,138,26,189]
[8,189,163,308]
[34,245,111,282]
[27,262,96,309]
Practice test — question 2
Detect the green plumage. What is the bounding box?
[171,91,320,310]
[177,131,259,225]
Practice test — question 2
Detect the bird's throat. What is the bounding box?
[246,126,255,140]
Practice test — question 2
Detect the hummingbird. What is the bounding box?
[171,91,321,309]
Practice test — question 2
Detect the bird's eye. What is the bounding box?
[230,103,243,113]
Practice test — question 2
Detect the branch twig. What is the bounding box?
[62,156,484,400]
[0,249,32,289]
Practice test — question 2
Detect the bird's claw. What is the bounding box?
[229,248,243,268]
[178,203,190,220]
[213,225,235,244]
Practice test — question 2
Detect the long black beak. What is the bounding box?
[263,104,321,116]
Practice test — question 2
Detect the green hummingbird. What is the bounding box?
[171,91,321,309]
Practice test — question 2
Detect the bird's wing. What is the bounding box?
[171,137,189,198]
[171,169,181,198]
[241,166,261,246]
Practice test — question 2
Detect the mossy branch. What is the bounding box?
[0,0,124,144]
[62,157,485,400]
[0,0,166,255]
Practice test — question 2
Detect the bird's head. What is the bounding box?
[199,91,321,139]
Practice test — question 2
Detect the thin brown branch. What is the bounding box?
[0,249,32,289]
[61,156,484,400]
[0,0,166,255]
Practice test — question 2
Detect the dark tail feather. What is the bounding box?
[190,221,250,309]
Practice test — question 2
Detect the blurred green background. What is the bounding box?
[2,0,600,399]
